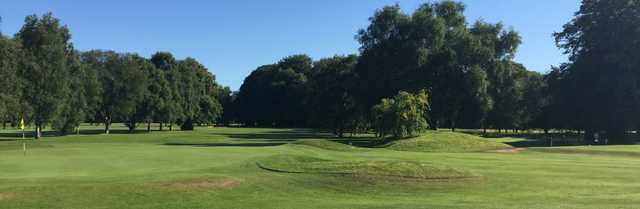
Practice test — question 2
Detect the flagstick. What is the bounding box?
[22,129,26,156]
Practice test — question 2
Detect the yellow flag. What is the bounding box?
[20,117,25,130]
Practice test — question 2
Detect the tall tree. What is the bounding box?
[216,86,236,125]
[194,69,223,126]
[485,61,527,131]
[355,1,520,131]
[84,51,148,134]
[150,52,181,131]
[0,32,21,129]
[553,0,640,144]
[17,13,72,138]
[139,62,171,132]
[122,57,152,132]
[53,51,101,135]
[236,55,312,127]
[307,55,359,137]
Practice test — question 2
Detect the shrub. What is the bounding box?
[372,90,429,138]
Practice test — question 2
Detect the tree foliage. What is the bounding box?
[372,90,430,138]
[236,55,312,127]
[0,33,21,129]
[550,0,640,144]
[307,55,359,137]
[17,13,73,138]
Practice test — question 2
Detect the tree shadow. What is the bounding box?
[329,138,387,148]
[0,130,61,139]
[163,142,286,147]
[0,128,160,140]
[457,131,586,148]
[216,129,335,140]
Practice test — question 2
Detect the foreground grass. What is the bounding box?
[1,126,640,208]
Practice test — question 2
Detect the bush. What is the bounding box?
[372,90,430,138]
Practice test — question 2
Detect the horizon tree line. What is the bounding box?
[0,13,225,138]
[228,1,545,136]
[2,0,639,144]
[227,0,640,144]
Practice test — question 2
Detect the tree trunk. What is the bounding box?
[584,129,593,144]
[159,122,163,131]
[105,117,111,134]
[147,120,151,133]
[2,121,5,129]
[76,125,80,135]
[35,124,41,139]
[428,119,438,130]
[128,122,135,132]
[180,118,194,131]
[169,123,173,131]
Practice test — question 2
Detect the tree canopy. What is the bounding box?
[0,13,226,137]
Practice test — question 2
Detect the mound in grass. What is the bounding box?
[289,139,364,152]
[257,155,477,179]
[385,131,511,153]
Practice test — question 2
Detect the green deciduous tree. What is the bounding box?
[53,51,101,135]
[140,62,171,132]
[150,52,182,131]
[175,58,222,130]
[216,86,236,125]
[17,13,73,138]
[0,33,21,130]
[307,55,359,137]
[372,90,430,138]
[355,1,521,131]
[236,55,312,127]
[83,51,148,134]
[553,0,640,144]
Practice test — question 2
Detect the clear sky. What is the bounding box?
[0,0,580,90]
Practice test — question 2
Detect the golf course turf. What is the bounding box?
[1,125,640,209]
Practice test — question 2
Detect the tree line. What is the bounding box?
[0,13,225,138]
[2,0,638,144]
[227,1,545,137]
[226,0,640,144]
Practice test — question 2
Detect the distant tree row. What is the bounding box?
[230,0,640,143]
[0,13,225,138]
[227,1,546,138]
[4,0,639,143]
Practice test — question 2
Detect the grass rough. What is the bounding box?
[289,139,365,152]
[385,131,511,152]
[257,154,477,179]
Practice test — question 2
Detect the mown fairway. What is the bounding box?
[1,126,640,209]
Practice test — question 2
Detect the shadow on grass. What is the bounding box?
[457,131,640,147]
[0,128,162,140]
[329,138,388,148]
[214,128,385,148]
[223,134,324,139]
[163,142,286,147]
[217,129,334,140]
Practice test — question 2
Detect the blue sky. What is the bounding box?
[0,0,580,90]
